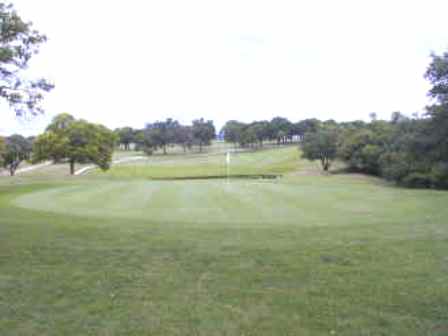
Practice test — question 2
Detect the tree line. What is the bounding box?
[0,116,217,175]
[300,52,448,189]
[115,117,324,153]
[221,117,324,148]
[114,118,216,155]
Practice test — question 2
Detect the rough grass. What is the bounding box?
[0,148,448,335]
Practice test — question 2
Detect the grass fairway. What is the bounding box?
[1,148,448,335]
[101,146,300,179]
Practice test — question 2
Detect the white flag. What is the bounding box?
[226,152,230,164]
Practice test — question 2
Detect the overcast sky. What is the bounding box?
[1,0,448,135]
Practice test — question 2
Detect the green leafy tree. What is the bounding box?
[250,121,270,147]
[46,113,75,133]
[192,118,215,152]
[1,134,32,176]
[239,126,257,148]
[301,129,338,171]
[0,136,5,164]
[175,125,194,153]
[33,115,116,175]
[41,113,76,162]
[295,119,321,139]
[270,117,292,144]
[424,52,448,170]
[222,120,246,148]
[115,127,135,150]
[144,119,179,155]
[337,128,385,174]
[133,129,145,151]
[0,2,54,115]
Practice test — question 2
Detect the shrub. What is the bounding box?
[401,173,433,188]
[431,162,448,189]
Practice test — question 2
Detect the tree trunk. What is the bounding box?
[70,160,75,175]
[8,160,20,176]
[199,142,203,152]
[322,157,330,171]
[163,145,167,155]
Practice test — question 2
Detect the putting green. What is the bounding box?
[12,177,427,228]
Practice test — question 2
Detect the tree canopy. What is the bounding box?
[301,128,338,171]
[114,127,136,150]
[0,2,54,115]
[144,118,180,155]
[141,118,215,155]
[0,134,32,175]
[33,114,116,174]
[0,136,5,163]
[192,118,215,152]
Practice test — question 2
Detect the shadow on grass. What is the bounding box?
[147,174,282,181]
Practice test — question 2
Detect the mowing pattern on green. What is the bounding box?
[13,178,417,228]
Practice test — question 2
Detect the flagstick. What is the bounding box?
[226,152,228,185]
[226,151,230,185]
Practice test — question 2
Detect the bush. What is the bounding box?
[401,173,433,188]
[431,162,448,189]
[378,152,410,182]
[143,147,154,156]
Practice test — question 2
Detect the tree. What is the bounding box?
[301,129,338,171]
[425,52,448,165]
[192,118,215,152]
[40,113,76,163]
[144,119,179,154]
[46,113,75,133]
[250,121,270,147]
[0,136,5,164]
[133,129,145,151]
[390,111,409,124]
[222,120,246,148]
[337,128,385,175]
[174,125,194,152]
[296,119,321,137]
[115,127,135,150]
[1,134,32,175]
[0,3,54,115]
[33,114,116,175]
[270,117,292,144]
[239,125,257,148]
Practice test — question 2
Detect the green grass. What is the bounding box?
[0,147,448,335]
[101,146,301,179]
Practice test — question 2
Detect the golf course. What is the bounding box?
[2,1,448,334]
[1,145,447,335]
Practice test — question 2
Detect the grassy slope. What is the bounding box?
[0,148,448,335]
[14,151,144,178]
[101,146,301,179]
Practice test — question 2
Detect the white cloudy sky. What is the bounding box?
[1,0,448,135]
